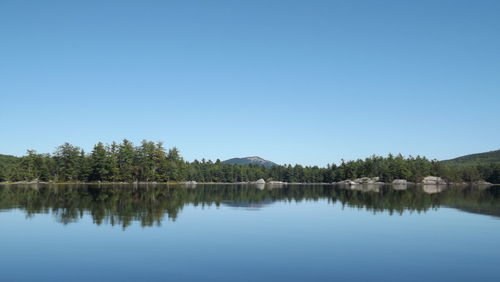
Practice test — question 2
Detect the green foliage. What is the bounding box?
[0,166,7,182]
[6,150,52,181]
[0,154,19,181]
[0,154,18,167]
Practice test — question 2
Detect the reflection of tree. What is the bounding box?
[0,184,499,228]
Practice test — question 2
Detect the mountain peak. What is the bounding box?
[222,156,278,168]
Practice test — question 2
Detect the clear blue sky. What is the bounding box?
[1,0,499,166]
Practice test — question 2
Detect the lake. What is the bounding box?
[0,183,499,282]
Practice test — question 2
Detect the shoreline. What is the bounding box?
[1,181,498,186]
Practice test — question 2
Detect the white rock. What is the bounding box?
[422,176,447,185]
[254,179,266,184]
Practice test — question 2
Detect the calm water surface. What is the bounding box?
[0,184,499,282]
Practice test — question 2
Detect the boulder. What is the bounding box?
[422,176,447,185]
[352,177,380,184]
[254,179,266,184]
[353,177,371,184]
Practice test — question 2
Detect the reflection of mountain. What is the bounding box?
[0,184,499,228]
[222,200,275,209]
[440,186,500,218]
[445,203,500,218]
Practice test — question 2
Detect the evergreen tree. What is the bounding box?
[117,139,136,181]
[53,143,82,181]
[89,142,113,181]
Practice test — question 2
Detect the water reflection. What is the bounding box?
[422,184,447,194]
[346,184,381,192]
[0,184,499,228]
[254,183,265,190]
[393,184,408,191]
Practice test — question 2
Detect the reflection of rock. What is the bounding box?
[351,184,380,192]
[392,179,407,185]
[181,181,197,188]
[422,184,447,194]
[393,184,408,190]
[338,183,381,192]
[337,180,358,185]
[267,181,285,188]
[473,180,492,186]
[254,183,265,190]
[422,176,447,185]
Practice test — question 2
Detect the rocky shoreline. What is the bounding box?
[0,176,495,186]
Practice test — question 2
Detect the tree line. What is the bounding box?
[0,140,499,183]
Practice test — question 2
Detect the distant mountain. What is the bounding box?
[223,156,278,168]
[441,149,500,165]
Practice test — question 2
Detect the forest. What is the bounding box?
[0,140,499,184]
